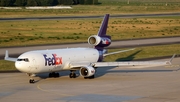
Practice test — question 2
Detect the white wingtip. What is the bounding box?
[5,50,9,60]
[167,54,176,65]
[170,54,176,63]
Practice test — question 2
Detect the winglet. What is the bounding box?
[5,50,9,60]
[170,54,176,63]
[166,54,176,65]
[4,50,17,62]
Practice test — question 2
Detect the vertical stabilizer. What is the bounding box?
[87,14,111,62]
[88,14,111,50]
[97,14,109,37]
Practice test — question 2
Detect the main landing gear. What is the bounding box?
[69,70,76,78]
[49,72,60,78]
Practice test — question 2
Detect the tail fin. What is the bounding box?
[97,14,109,37]
[88,14,111,62]
[88,14,111,49]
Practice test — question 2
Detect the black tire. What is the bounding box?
[56,73,60,77]
[29,79,34,84]
[73,73,76,78]
[69,73,73,78]
[49,73,52,77]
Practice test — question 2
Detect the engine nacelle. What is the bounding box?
[79,66,95,77]
[88,35,111,47]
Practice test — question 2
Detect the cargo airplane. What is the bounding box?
[4,14,173,83]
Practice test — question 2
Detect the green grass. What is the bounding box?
[0,0,180,18]
[0,60,16,71]
[0,16,179,47]
[104,44,180,62]
[1,44,180,71]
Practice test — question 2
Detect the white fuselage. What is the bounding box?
[15,48,99,74]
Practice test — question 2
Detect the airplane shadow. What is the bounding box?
[95,49,178,78]
[34,71,81,83]
[95,66,178,79]
[33,67,178,83]
[116,50,142,61]
[95,50,142,78]
[35,71,77,78]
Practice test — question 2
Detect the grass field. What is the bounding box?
[1,44,180,71]
[104,44,180,62]
[0,16,179,47]
[0,0,180,18]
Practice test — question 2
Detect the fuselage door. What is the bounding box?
[29,58,38,73]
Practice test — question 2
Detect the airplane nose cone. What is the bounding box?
[15,61,29,73]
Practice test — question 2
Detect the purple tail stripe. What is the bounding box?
[97,14,109,37]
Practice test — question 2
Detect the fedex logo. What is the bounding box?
[43,54,62,66]
[102,38,110,44]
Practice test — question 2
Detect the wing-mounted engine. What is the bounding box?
[79,66,96,77]
[88,35,111,47]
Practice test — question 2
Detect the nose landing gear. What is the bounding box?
[27,73,36,84]
[29,79,35,83]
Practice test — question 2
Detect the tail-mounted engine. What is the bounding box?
[79,66,95,77]
[88,35,111,47]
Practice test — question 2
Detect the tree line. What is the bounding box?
[0,0,98,6]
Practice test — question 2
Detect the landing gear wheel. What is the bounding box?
[69,73,76,78]
[29,79,35,83]
[55,73,60,77]
[49,73,52,78]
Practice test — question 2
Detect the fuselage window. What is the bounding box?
[17,58,29,62]
[24,58,29,62]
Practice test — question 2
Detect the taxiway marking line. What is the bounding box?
[36,79,74,97]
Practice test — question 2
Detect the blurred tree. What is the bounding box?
[15,0,27,6]
[0,0,98,6]
[0,0,15,6]
[27,0,37,6]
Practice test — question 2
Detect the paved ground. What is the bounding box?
[0,12,180,21]
[0,58,180,102]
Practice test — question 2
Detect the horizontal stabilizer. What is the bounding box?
[103,48,135,57]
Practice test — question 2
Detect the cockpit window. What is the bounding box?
[17,58,29,62]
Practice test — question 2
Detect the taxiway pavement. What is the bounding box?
[0,57,180,102]
[0,12,180,21]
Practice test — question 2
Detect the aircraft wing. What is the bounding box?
[4,50,17,62]
[95,54,175,67]
[93,61,170,67]
[69,54,175,69]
